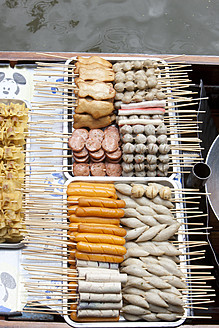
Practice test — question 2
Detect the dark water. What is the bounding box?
[0,0,219,55]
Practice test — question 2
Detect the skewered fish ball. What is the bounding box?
[147,135,157,144]
[115,92,124,101]
[144,59,153,67]
[145,92,154,101]
[146,68,155,77]
[114,101,122,109]
[123,61,133,72]
[134,163,145,172]
[147,76,157,88]
[132,93,144,102]
[158,163,169,172]
[134,154,145,163]
[140,115,150,119]
[157,135,168,144]
[113,62,123,72]
[133,124,144,134]
[144,124,156,135]
[157,124,167,135]
[122,162,134,173]
[125,81,135,92]
[152,114,164,119]
[145,163,157,171]
[122,142,135,154]
[129,115,138,120]
[115,71,125,83]
[146,154,157,164]
[120,124,133,135]
[157,170,167,177]
[132,60,144,70]
[135,170,146,177]
[147,170,157,177]
[135,134,147,144]
[156,91,166,100]
[145,184,159,199]
[118,115,127,120]
[158,154,170,164]
[122,133,134,143]
[135,143,147,154]
[159,144,170,154]
[123,154,134,163]
[136,80,147,90]
[114,82,125,92]
[147,143,159,155]
[122,95,132,104]
[159,186,172,200]
[134,71,146,82]
[125,71,135,81]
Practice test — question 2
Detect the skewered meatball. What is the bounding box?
[133,60,144,70]
[118,115,127,120]
[146,68,155,77]
[146,154,157,164]
[125,71,135,81]
[114,82,125,92]
[114,101,122,109]
[143,59,153,68]
[147,170,157,177]
[152,114,164,119]
[113,62,123,72]
[115,71,125,83]
[156,91,166,100]
[147,76,157,88]
[122,162,134,173]
[133,124,144,134]
[134,163,145,172]
[122,142,135,154]
[144,124,156,135]
[145,92,154,101]
[157,124,167,135]
[158,163,169,172]
[158,154,170,164]
[122,133,134,143]
[134,154,145,163]
[147,143,159,154]
[122,61,133,72]
[136,170,146,177]
[120,125,133,135]
[145,163,157,171]
[135,143,147,154]
[147,135,157,144]
[122,154,134,163]
[140,115,150,119]
[115,92,124,101]
[132,93,144,102]
[159,144,170,154]
[137,80,147,90]
[135,134,147,144]
[122,171,134,177]
[122,91,135,104]
[129,115,138,120]
[157,135,168,144]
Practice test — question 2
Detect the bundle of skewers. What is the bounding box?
[0,101,29,243]
[31,54,205,178]
[21,179,215,324]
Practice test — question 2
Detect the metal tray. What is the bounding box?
[0,98,30,249]
[63,56,179,181]
[63,177,189,327]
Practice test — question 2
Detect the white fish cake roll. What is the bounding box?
[143,275,171,289]
[123,313,141,321]
[121,265,151,278]
[159,258,184,278]
[124,276,153,291]
[144,124,156,136]
[123,294,149,309]
[167,304,185,314]
[120,217,145,228]
[146,154,157,164]
[158,291,184,307]
[133,124,145,134]
[148,303,170,314]
[135,143,147,154]
[144,291,168,308]
[122,142,135,154]
[115,183,132,195]
[125,226,147,241]
[159,143,170,154]
[141,313,158,322]
[137,214,159,226]
[124,246,150,259]
[161,276,187,289]
[124,207,140,217]
[79,293,122,302]
[136,224,167,242]
[140,255,159,265]
[121,257,145,267]
[144,263,171,276]
[120,124,133,135]
[122,304,150,316]
[154,241,182,256]
[136,205,157,216]
[134,196,152,206]
[78,301,123,310]
[153,214,175,225]
[138,242,164,256]
[162,286,182,297]
[150,203,172,215]
[152,195,174,209]
[153,222,181,242]
[156,313,178,321]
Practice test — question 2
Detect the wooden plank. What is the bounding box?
[0,51,218,65]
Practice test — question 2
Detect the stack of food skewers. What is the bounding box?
[6,54,214,326]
